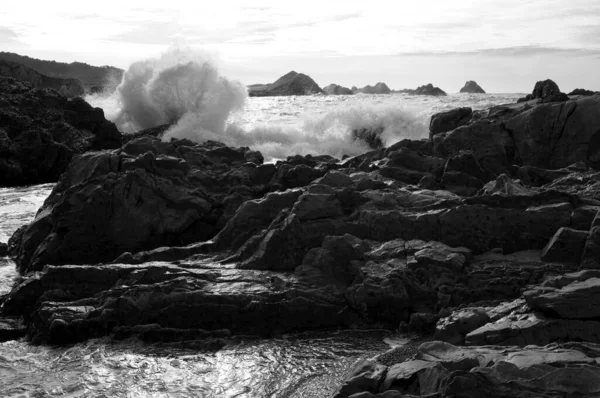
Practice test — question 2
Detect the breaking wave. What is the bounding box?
[87,49,472,160]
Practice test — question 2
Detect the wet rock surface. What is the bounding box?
[4,81,600,397]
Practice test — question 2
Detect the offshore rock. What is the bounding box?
[248,71,323,96]
[517,79,569,103]
[323,83,353,95]
[352,83,391,94]
[459,80,486,94]
[0,77,121,186]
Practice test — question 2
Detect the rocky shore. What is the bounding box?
[1,78,600,396]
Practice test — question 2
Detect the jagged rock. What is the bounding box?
[429,107,473,139]
[481,174,536,196]
[0,242,7,256]
[0,77,122,186]
[541,227,588,264]
[337,341,600,397]
[505,95,600,169]
[333,359,387,398]
[352,83,391,94]
[324,83,354,95]
[434,120,515,176]
[11,137,272,272]
[0,59,84,97]
[248,71,323,96]
[459,81,486,94]
[524,276,600,319]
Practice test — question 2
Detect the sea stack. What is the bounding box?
[248,71,323,96]
[517,79,569,103]
[459,80,486,94]
[323,83,353,95]
[352,82,391,94]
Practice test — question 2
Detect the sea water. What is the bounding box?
[0,92,521,397]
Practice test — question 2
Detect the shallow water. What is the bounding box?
[1,93,522,397]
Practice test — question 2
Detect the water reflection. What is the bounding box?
[1,330,394,397]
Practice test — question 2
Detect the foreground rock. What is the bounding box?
[0,77,122,187]
[248,71,323,96]
[4,82,600,359]
[459,80,486,94]
[569,88,599,96]
[0,59,84,97]
[335,341,600,397]
[324,84,354,95]
[352,83,391,94]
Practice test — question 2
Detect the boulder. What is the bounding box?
[459,81,486,94]
[429,107,473,139]
[541,227,588,264]
[0,242,7,256]
[569,88,598,96]
[517,79,569,103]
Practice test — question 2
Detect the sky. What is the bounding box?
[1,0,599,93]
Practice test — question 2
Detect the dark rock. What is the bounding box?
[0,242,7,256]
[429,107,473,139]
[0,317,27,342]
[541,227,588,264]
[459,81,486,94]
[517,79,568,103]
[248,71,323,96]
[569,88,598,96]
[409,313,438,333]
[353,127,384,149]
[352,83,391,94]
[11,137,272,272]
[323,83,354,95]
[0,76,121,187]
[413,84,447,96]
[524,276,600,319]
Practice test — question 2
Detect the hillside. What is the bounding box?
[0,59,84,97]
[0,52,123,93]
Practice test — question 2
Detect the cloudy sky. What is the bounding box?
[1,0,599,92]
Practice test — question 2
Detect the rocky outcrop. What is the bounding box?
[335,341,600,397]
[459,80,486,94]
[323,83,353,95]
[400,84,447,96]
[352,83,391,94]
[248,71,323,96]
[518,79,569,103]
[0,59,84,97]
[0,77,122,187]
[569,88,599,96]
[0,51,123,94]
[5,83,600,394]
[429,107,473,140]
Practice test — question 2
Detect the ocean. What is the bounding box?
[0,92,521,397]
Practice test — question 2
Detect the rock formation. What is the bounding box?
[323,83,354,95]
[459,80,486,94]
[0,51,123,94]
[569,88,599,96]
[518,78,569,103]
[0,59,84,97]
[3,84,600,397]
[248,71,323,96]
[0,76,122,187]
[352,83,391,94]
[398,84,447,96]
